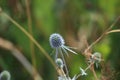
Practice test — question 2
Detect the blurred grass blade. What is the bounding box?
[0,37,43,80]
[0,11,56,69]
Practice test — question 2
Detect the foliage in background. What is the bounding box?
[0,0,120,80]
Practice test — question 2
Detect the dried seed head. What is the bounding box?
[49,33,65,48]
[0,70,11,80]
[91,52,102,68]
[92,52,101,62]
[56,58,64,68]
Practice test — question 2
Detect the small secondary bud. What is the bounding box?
[56,58,64,68]
[0,70,11,80]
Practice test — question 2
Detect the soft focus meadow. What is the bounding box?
[0,0,120,80]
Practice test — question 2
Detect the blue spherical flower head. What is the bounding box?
[49,33,65,48]
[49,33,77,57]
[49,33,77,77]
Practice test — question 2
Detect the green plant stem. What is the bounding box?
[1,12,56,69]
[25,0,37,80]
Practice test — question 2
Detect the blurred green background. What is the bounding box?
[0,0,120,80]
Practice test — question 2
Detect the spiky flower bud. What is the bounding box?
[56,58,64,68]
[0,70,11,80]
[91,52,102,68]
[49,33,65,48]
[92,52,101,63]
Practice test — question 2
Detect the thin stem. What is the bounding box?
[57,68,67,80]
[84,32,105,53]
[91,67,98,80]
[84,16,120,53]
[55,48,58,61]
[108,16,120,29]
[84,62,94,71]
[25,0,37,80]
[61,47,69,57]
[106,29,120,34]
[1,12,56,69]
[59,48,69,77]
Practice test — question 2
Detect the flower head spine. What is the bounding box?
[49,33,77,58]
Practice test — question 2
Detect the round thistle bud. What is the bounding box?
[49,33,65,48]
[0,71,11,80]
[56,58,64,68]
